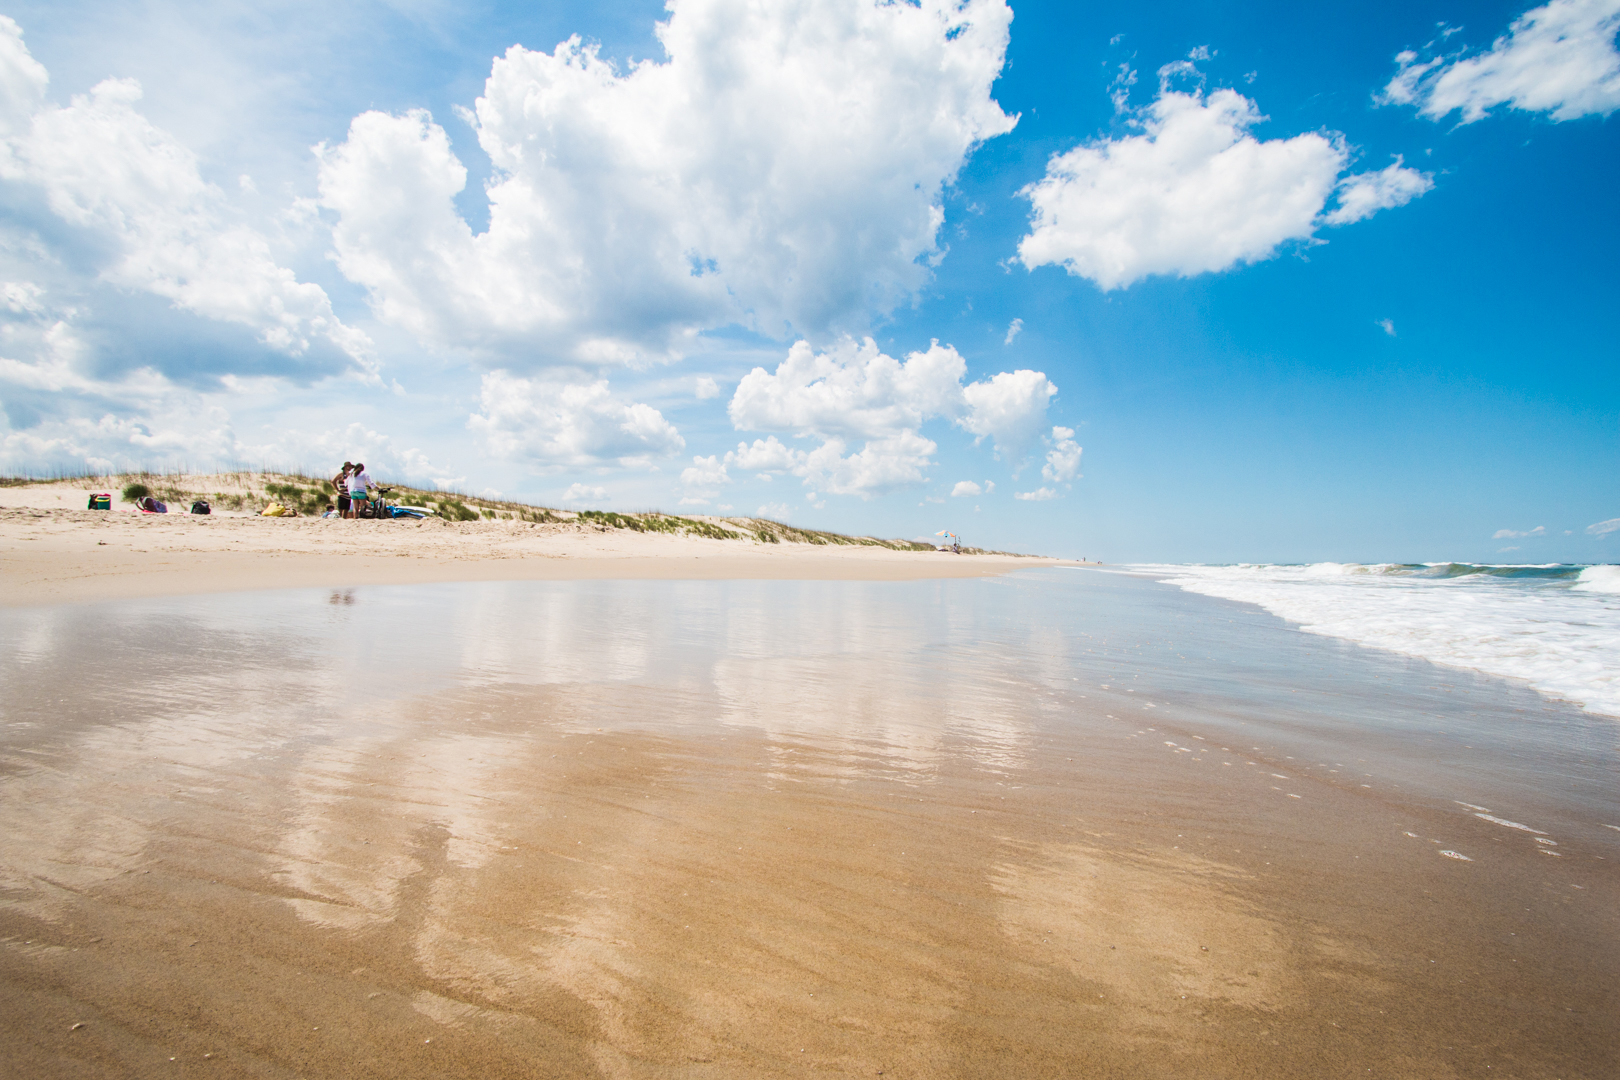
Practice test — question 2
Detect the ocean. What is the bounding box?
[1131,562,1620,719]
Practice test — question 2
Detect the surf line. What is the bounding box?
[1455,801,1550,836]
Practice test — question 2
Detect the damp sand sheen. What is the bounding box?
[1,573,1616,1078]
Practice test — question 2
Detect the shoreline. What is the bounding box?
[0,505,1063,607]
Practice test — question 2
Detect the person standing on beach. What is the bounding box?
[350,462,374,517]
[333,462,353,518]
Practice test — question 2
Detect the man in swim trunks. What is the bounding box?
[334,462,353,518]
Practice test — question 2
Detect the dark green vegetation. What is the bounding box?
[120,483,150,502]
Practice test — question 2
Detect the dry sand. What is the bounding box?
[0,477,1055,606]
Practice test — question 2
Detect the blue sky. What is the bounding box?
[0,0,1615,563]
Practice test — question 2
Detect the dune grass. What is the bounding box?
[0,470,1021,553]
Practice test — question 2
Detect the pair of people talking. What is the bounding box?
[333,462,375,518]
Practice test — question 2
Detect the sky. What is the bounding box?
[0,0,1615,563]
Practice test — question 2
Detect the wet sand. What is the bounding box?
[1,574,1616,1077]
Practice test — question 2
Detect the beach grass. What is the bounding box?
[0,470,1020,553]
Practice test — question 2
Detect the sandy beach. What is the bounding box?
[1,531,1615,1078]
[0,477,1055,607]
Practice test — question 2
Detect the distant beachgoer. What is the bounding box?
[350,463,374,516]
[334,462,353,518]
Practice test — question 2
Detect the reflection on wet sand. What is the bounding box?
[2,574,1617,1078]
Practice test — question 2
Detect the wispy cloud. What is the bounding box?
[1382,0,1620,124]
[1492,525,1545,538]
[1587,517,1620,536]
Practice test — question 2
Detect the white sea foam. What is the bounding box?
[1135,562,1620,717]
[1573,565,1620,594]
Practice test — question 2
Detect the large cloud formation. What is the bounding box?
[1383,0,1620,124]
[316,0,1017,368]
[0,17,379,470]
[720,337,1055,498]
[0,19,371,374]
[1017,66,1431,290]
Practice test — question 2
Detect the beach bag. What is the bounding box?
[261,503,287,517]
[88,493,111,510]
[190,499,211,515]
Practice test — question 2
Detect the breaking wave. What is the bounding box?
[1133,562,1620,717]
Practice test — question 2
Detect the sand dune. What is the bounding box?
[0,475,1057,606]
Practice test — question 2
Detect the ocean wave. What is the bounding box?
[1207,561,1586,582]
[1573,565,1620,594]
[1132,562,1620,717]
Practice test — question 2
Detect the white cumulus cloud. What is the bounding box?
[1322,157,1434,226]
[727,337,1056,497]
[729,338,967,441]
[469,372,685,468]
[1041,426,1082,484]
[724,436,804,475]
[1013,486,1057,501]
[799,432,938,498]
[1017,80,1431,290]
[1383,0,1620,124]
[562,483,609,504]
[315,0,1016,368]
[951,480,983,497]
[959,369,1058,457]
[0,18,373,376]
[680,454,730,487]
